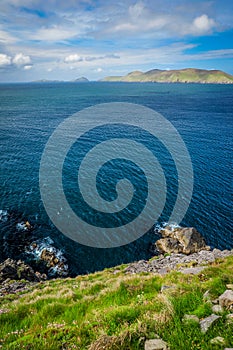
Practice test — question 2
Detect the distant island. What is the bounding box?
[71,77,89,82]
[102,68,233,84]
[31,77,89,83]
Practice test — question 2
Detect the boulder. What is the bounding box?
[218,290,233,310]
[156,227,209,255]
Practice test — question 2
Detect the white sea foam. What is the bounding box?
[0,209,8,222]
[154,222,181,234]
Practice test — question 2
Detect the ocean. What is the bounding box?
[0,82,232,275]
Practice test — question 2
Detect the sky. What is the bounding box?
[0,0,233,82]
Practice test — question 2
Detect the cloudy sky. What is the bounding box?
[0,0,233,82]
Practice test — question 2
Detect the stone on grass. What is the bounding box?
[180,266,205,275]
[182,314,199,323]
[210,337,225,345]
[218,290,233,310]
[212,304,224,314]
[145,338,169,350]
[200,314,221,333]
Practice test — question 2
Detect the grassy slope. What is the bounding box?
[0,256,233,349]
[103,68,233,83]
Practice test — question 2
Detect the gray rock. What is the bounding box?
[219,290,233,310]
[212,305,224,314]
[180,266,206,275]
[200,314,221,333]
[210,337,225,345]
[182,314,199,323]
[145,339,169,350]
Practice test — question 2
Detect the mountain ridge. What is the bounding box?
[102,68,233,84]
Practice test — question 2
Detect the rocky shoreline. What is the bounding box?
[1,222,233,297]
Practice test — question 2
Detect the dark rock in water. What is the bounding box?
[26,237,69,277]
[0,258,45,283]
[156,227,210,255]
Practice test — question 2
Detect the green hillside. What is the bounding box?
[102,68,233,83]
[0,256,233,349]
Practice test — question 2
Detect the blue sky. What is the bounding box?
[0,0,232,81]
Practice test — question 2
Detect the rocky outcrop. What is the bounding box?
[0,258,47,296]
[124,248,233,275]
[156,226,210,255]
[0,258,42,283]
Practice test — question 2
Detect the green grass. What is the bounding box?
[0,256,232,349]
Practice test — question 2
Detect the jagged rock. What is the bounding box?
[156,227,209,255]
[200,314,221,333]
[145,338,169,350]
[41,249,60,268]
[210,337,225,345]
[27,237,69,277]
[212,305,224,314]
[0,258,40,283]
[182,314,199,323]
[218,290,233,310]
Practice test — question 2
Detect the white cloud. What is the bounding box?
[30,26,78,42]
[64,54,83,63]
[96,67,103,72]
[12,53,31,66]
[192,14,216,34]
[23,64,32,70]
[0,53,11,66]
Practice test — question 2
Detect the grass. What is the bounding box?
[0,256,232,349]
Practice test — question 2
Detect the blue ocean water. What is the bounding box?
[0,82,232,274]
